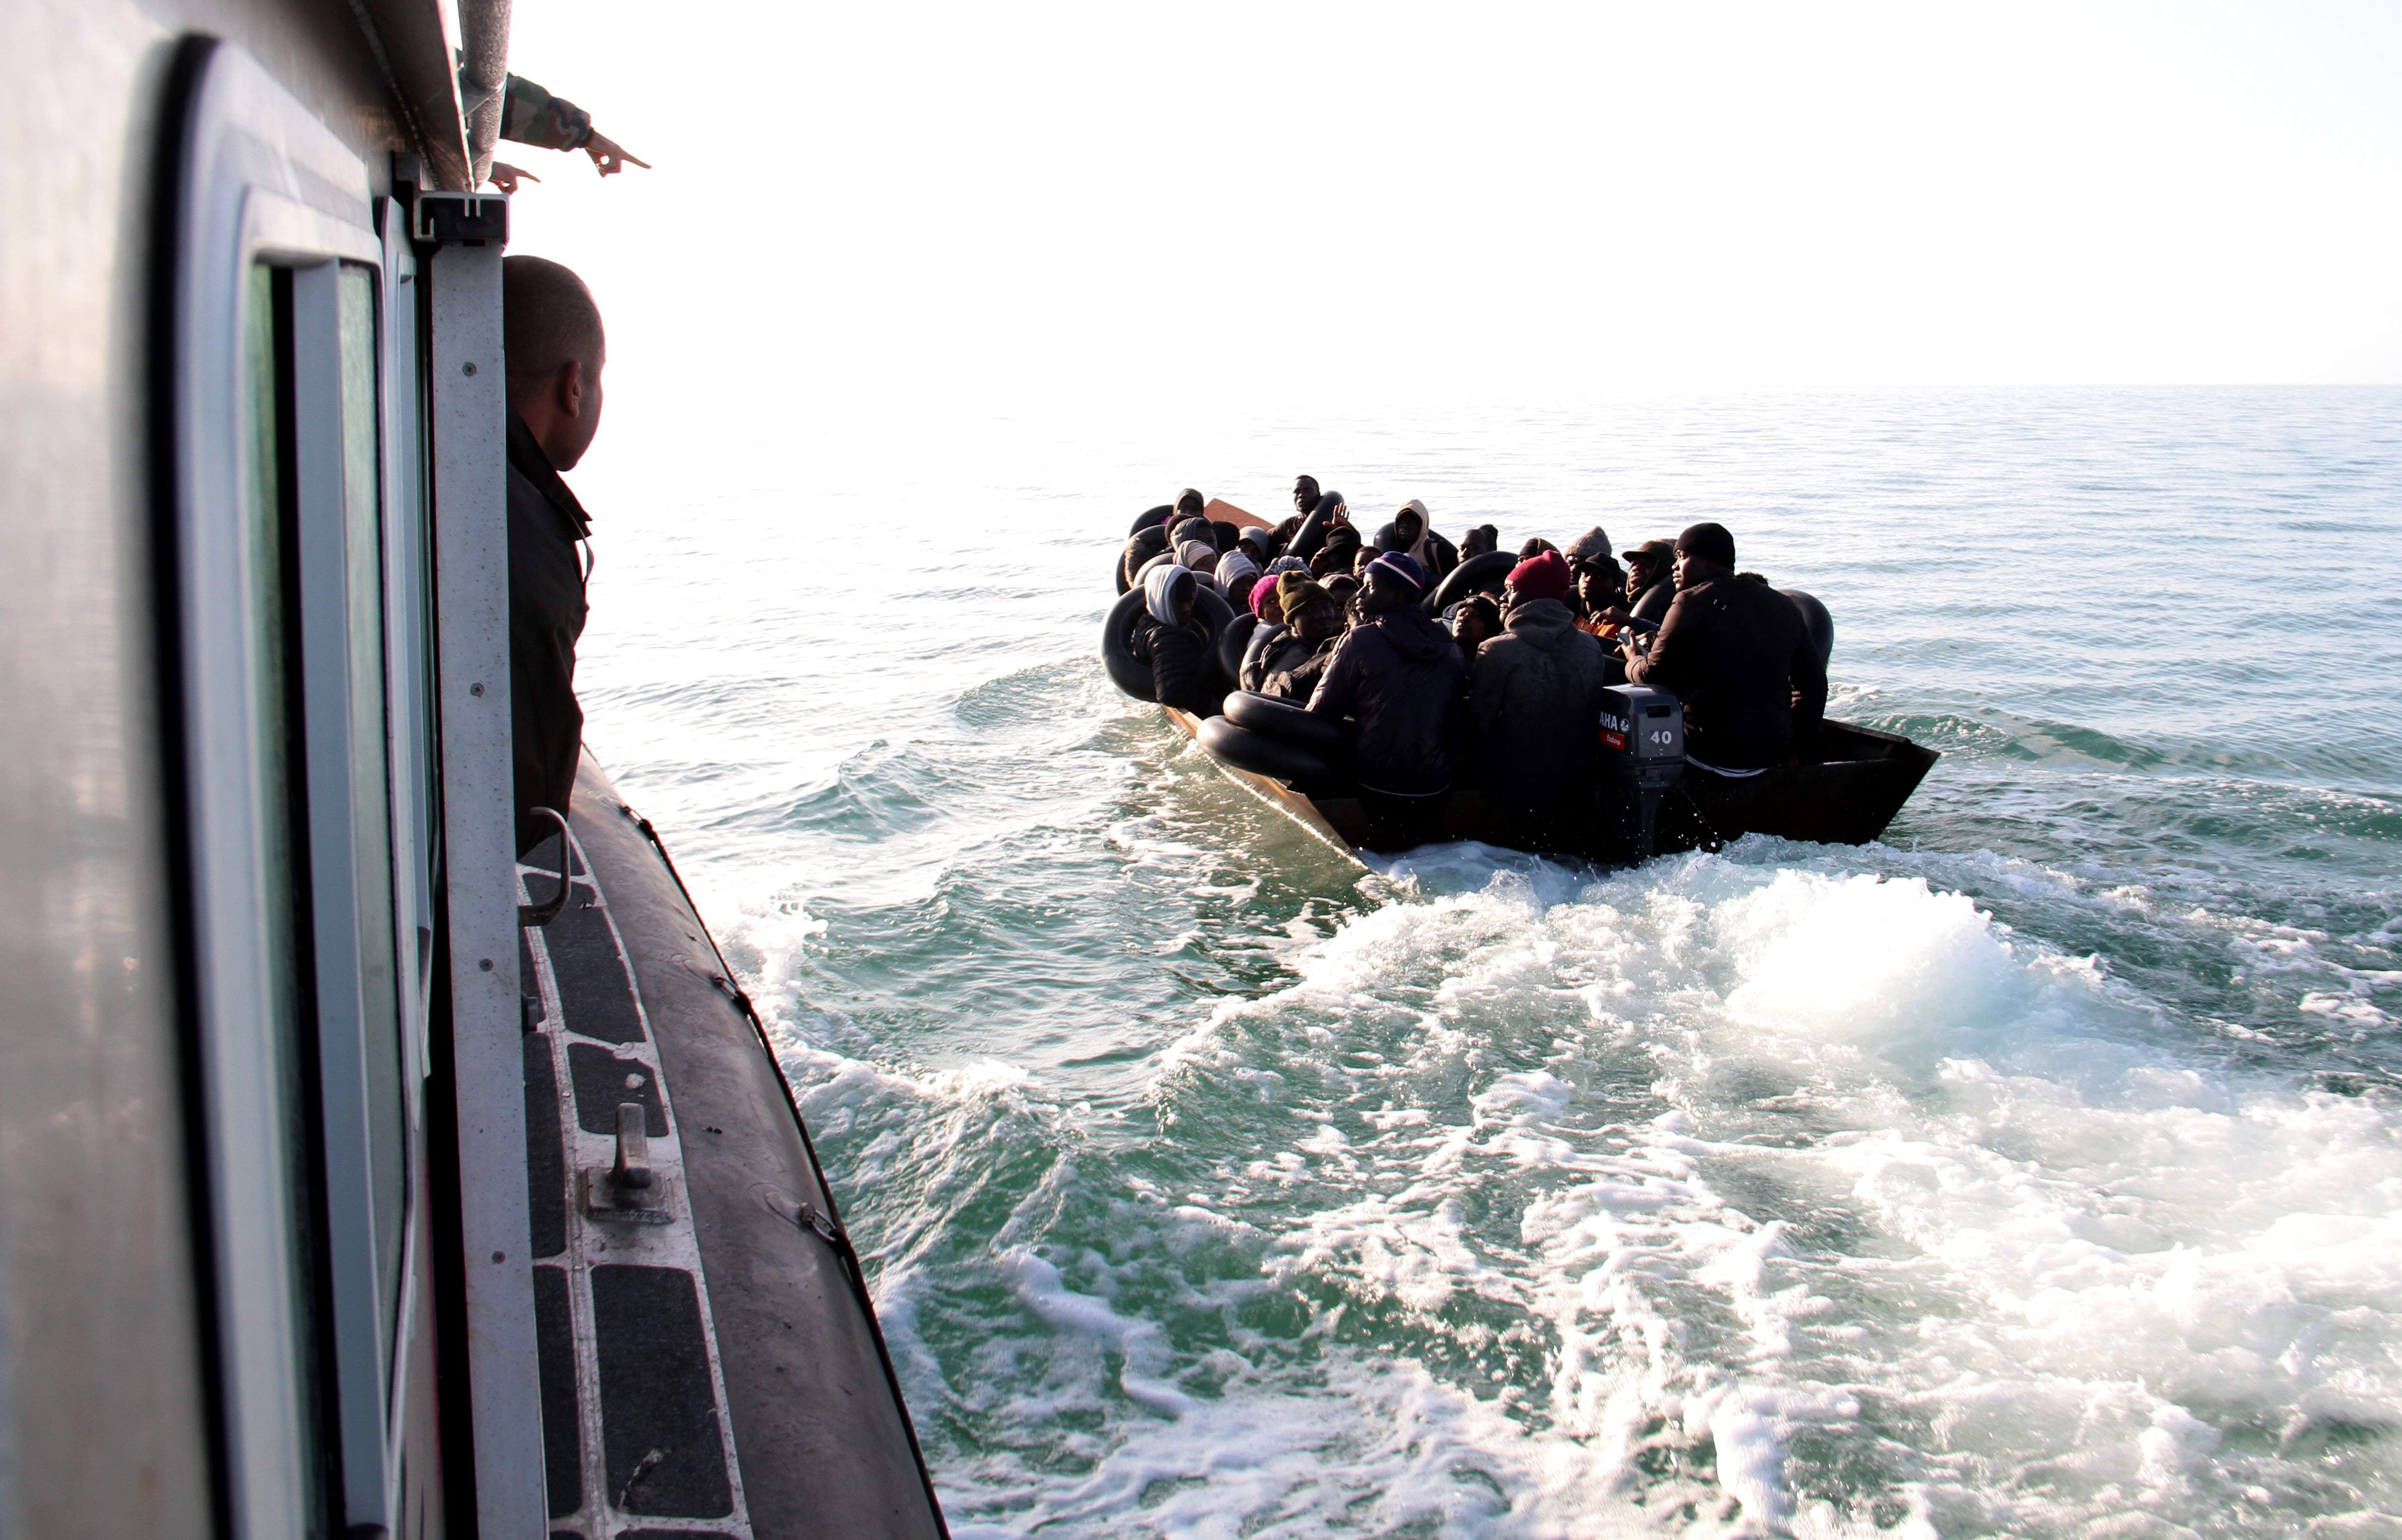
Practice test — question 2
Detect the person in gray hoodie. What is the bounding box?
[1469,549,1612,847]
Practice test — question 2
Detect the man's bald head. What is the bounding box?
[504,255,604,406]
[504,255,607,470]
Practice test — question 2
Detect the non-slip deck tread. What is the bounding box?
[546,892,647,1043]
[534,1264,584,1518]
[591,1264,735,1518]
[524,1036,568,1260]
[569,1040,669,1136]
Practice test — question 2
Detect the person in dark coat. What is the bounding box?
[1621,538,1678,626]
[1449,593,1501,662]
[1308,553,1463,839]
[1624,523,1828,768]
[1120,523,1171,591]
[1240,574,1343,700]
[1468,549,1611,846]
[1459,524,1501,560]
[1310,521,1363,577]
[502,255,606,853]
[1562,527,1626,624]
[1131,564,1217,713]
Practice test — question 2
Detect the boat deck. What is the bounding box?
[518,757,945,1539]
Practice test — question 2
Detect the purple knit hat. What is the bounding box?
[1365,550,1428,598]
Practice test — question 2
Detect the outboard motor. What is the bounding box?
[1598,685,1686,862]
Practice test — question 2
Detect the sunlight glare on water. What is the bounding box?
[575,387,2402,1536]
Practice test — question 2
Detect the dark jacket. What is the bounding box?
[1307,606,1464,795]
[1373,522,1460,581]
[1240,625,1336,701]
[508,413,591,854]
[1563,527,1625,620]
[1629,578,1675,627]
[1626,576,1828,768]
[1120,526,1170,591]
[1469,598,1611,824]
[1132,616,1215,712]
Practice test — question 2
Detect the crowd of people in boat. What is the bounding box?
[1118,477,1829,843]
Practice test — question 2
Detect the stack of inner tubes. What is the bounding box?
[1424,549,1512,612]
[1193,691,1352,793]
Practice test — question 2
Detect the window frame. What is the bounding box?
[162,37,422,1540]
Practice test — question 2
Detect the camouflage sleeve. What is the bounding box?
[499,74,595,151]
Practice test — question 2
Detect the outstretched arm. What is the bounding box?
[498,74,651,177]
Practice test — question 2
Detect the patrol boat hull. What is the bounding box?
[523,756,946,1536]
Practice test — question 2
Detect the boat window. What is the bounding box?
[243,250,416,1531]
[337,261,413,1371]
[241,257,331,1527]
[245,249,419,1527]
[169,39,444,1535]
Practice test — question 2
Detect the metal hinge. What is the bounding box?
[411,190,509,248]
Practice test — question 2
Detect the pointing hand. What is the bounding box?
[585,132,652,177]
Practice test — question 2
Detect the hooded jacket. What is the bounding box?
[1468,597,1611,826]
[507,411,592,853]
[1132,565,1216,712]
[1626,575,1827,767]
[1373,500,1460,581]
[1307,604,1464,795]
[1214,550,1261,612]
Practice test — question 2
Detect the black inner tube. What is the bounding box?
[1217,611,1258,690]
[1194,585,1237,695]
[1100,589,1155,700]
[1424,549,1513,613]
[1102,582,1238,703]
[1128,503,1175,538]
[1224,690,1348,754]
[1284,490,1345,563]
[1196,714,1343,792]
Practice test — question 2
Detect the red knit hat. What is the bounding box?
[1506,549,1571,603]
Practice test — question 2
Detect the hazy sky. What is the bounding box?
[502,2,2402,423]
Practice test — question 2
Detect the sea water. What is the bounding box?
[575,387,2402,1536]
